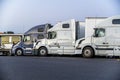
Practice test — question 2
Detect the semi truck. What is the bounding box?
[0,34,22,55]
[75,15,120,58]
[11,24,52,55]
[11,18,107,56]
[33,19,85,56]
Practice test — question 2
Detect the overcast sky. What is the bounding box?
[0,0,120,33]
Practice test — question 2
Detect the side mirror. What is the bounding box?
[23,38,27,42]
[93,34,98,37]
[34,39,37,42]
[12,41,16,46]
[32,39,37,43]
[47,33,49,39]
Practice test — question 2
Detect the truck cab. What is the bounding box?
[11,24,52,56]
[34,19,85,56]
[76,15,120,58]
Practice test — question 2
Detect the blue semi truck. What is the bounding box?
[11,24,52,56]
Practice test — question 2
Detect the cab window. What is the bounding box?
[37,34,44,39]
[112,19,120,24]
[62,24,69,28]
[38,27,45,32]
[48,31,56,39]
[94,28,105,37]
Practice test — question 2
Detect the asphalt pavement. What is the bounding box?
[0,56,120,80]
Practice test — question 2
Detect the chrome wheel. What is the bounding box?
[83,47,94,58]
[39,47,47,56]
[16,49,23,56]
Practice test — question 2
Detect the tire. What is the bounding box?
[82,47,94,58]
[38,47,48,56]
[15,48,23,56]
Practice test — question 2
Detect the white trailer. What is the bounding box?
[75,15,120,58]
[34,19,85,55]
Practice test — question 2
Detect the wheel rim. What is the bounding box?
[40,49,46,55]
[17,50,22,55]
[84,49,91,57]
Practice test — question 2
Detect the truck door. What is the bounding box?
[47,31,58,54]
[57,30,75,54]
[93,28,113,56]
[23,35,33,54]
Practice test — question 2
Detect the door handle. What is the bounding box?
[54,43,57,45]
[103,42,108,44]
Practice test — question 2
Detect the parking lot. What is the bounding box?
[0,56,120,80]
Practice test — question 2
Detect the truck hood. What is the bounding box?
[81,37,92,44]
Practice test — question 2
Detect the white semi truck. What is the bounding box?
[75,15,120,58]
[33,19,85,56]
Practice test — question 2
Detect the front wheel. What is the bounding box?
[82,47,94,58]
[38,47,48,56]
[15,48,23,56]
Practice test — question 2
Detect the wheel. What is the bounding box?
[82,47,94,58]
[15,48,23,56]
[38,47,48,56]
